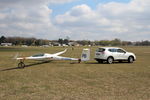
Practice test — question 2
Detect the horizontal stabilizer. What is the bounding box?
[53,49,67,56]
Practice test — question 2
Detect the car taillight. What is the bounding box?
[102,51,105,54]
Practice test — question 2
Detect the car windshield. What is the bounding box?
[97,48,105,52]
[32,54,44,57]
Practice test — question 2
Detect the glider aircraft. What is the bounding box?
[16,48,90,68]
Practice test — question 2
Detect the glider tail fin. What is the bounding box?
[81,48,90,61]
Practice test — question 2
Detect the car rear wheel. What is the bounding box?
[128,56,134,63]
[119,60,122,63]
[107,57,113,64]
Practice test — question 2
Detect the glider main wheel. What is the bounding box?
[18,62,25,68]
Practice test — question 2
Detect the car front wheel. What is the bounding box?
[128,56,134,63]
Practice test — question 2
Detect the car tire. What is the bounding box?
[107,57,113,64]
[119,60,122,63]
[128,56,134,63]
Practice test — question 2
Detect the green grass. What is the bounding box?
[0,46,150,100]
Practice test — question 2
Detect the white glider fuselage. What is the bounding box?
[17,49,78,61]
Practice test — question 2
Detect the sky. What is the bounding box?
[0,0,150,41]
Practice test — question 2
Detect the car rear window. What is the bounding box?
[97,48,105,52]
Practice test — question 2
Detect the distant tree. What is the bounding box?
[0,36,6,43]
[58,38,63,45]
[111,38,121,46]
[35,39,41,46]
[43,40,50,45]
[135,40,150,46]
[141,40,150,46]
[1,36,150,46]
[122,41,132,46]
[76,40,90,46]
[64,39,69,45]
[99,40,111,46]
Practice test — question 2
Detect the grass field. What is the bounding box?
[0,46,150,100]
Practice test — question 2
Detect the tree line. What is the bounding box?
[0,36,150,46]
[0,36,50,46]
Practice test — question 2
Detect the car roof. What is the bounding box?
[99,47,121,49]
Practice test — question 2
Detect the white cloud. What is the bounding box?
[54,0,150,41]
[55,4,101,28]
[0,0,76,8]
[0,0,150,41]
[0,0,58,39]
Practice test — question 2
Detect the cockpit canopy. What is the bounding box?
[32,53,45,57]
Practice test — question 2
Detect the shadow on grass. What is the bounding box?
[0,61,52,71]
[85,61,130,64]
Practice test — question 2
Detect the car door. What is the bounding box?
[109,49,118,60]
[117,49,127,60]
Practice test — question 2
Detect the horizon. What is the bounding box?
[0,0,150,41]
[1,35,149,42]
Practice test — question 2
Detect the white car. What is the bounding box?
[94,47,136,64]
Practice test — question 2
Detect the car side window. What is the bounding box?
[108,49,117,52]
[117,49,126,53]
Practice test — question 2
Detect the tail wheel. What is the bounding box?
[128,56,134,63]
[18,62,25,68]
[107,57,113,64]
